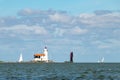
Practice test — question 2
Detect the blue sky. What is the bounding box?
[0,0,120,16]
[0,0,120,62]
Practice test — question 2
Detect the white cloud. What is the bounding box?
[0,19,4,23]
[20,8,33,15]
[79,13,95,18]
[54,26,88,37]
[0,25,48,37]
[108,39,120,47]
[71,26,88,35]
[94,10,113,15]
[54,28,65,36]
[79,12,120,27]
[0,9,120,41]
[18,8,40,16]
[98,45,111,49]
[1,9,120,28]
[92,39,120,49]
[46,38,82,46]
[49,13,71,23]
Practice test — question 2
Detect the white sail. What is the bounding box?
[97,60,100,63]
[19,53,23,62]
[98,57,104,63]
[101,57,104,62]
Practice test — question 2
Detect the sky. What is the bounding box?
[0,0,120,62]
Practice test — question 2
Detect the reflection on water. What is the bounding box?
[0,63,120,80]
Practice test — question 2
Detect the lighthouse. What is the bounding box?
[34,47,49,62]
[43,47,48,62]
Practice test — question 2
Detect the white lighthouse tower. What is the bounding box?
[43,47,48,62]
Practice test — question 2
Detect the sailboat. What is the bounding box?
[18,53,23,62]
[98,57,104,63]
[101,57,104,63]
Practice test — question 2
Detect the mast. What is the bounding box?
[19,53,23,62]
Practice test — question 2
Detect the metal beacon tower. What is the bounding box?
[70,52,73,63]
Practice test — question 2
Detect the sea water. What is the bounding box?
[0,63,120,80]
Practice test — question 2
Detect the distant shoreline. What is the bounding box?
[1,62,120,64]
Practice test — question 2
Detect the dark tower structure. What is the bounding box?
[70,51,73,62]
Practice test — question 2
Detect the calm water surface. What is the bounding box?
[0,63,120,80]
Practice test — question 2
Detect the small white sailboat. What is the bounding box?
[101,57,104,63]
[98,57,104,63]
[18,53,23,62]
[97,60,100,63]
